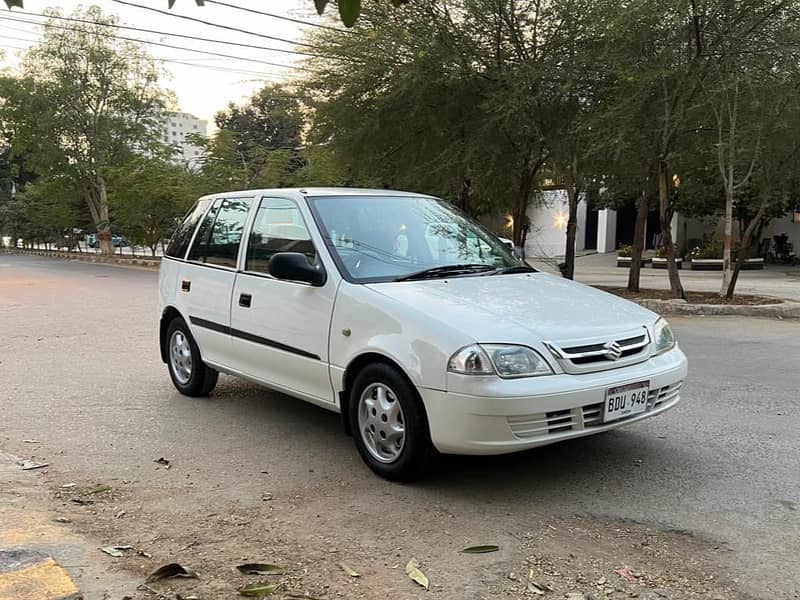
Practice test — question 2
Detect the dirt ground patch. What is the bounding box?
[599,287,782,306]
[47,478,740,600]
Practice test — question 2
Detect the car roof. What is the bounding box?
[199,187,437,201]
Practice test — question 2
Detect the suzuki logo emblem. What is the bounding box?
[603,341,623,361]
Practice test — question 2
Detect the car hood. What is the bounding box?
[366,271,656,344]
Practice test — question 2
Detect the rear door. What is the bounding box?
[229,196,337,404]
[181,196,253,367]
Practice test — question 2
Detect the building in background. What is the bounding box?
[163,111,207,168]
[517,190,799,261]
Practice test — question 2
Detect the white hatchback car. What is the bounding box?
[158,188,687,480]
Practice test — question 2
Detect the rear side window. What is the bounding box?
[245,197,316,274]
[165,199,210,259]
[188,198,251,268]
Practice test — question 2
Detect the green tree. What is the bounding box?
[696,2,800,296]
[191,129,249,192]
[292,145,350,187]
[305,0,583,248]
[2,177,85,249]
[215,83,304,185]
[107,156,197,256]
[0,6,165,255]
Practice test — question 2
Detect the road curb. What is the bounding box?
[1,249,160,269]
[631,297,800,319]
[0,549,80,600]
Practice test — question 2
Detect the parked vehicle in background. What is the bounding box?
[87,233,128,248]
[768,233,798,265]
[158,188,688,480]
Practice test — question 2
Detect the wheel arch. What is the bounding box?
[339,352,427,437]
[159,306,185,363]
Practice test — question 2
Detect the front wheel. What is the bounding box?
[166,317,218,397]
[349,363,432,481]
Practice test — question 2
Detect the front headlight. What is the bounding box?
[653,317,676,355]
[448,344,553,378]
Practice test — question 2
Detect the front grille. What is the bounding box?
[508,381,683,439]
[561,334,645,355]
[545,329,651,374]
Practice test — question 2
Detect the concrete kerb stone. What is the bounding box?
[0,549,80,600]
[2,248,160,269]
[633,297,800,319]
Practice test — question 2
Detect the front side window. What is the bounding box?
[165,199,210,259]
[245,197,316,274]
[309,195,524,282]
[188,198,251,267]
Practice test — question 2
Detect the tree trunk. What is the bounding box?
[86,174,114,256]
[562,174,580,280]
[725,197,767,300]
[458,176,471,214]
[658,161,686,299]
[627,188,649,292]
[720,185,734,296]
[512,171,534,249]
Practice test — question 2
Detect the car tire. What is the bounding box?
[166,317,218,397]
[349,363,432,481]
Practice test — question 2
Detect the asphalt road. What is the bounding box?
[0,254,798,599]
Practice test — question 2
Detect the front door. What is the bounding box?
[229,196,337,404]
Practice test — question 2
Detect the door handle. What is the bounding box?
[239,293,252,308]
[181,279,191,292]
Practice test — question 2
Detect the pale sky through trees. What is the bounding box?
[0,0,318,123]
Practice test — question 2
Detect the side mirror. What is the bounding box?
[268,252,326,286]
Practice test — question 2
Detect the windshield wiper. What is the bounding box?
[395,264,496,281]
[490,264,537,275]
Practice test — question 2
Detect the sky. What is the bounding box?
[0,0,331,126]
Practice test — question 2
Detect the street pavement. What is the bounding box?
[554,252,800,301]
[0,254,798,599]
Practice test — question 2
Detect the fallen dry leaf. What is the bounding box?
[238,581,281,597]
[461,544,499,554]
[237,563,284,576]
[405,558,429,590]
[145,563,199,583]
[100,545,133,558]
[338,562,360,577]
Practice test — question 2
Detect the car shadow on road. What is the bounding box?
[211,377,694,505]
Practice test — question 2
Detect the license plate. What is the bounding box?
[603,381,649,422]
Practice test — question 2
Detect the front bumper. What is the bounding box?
[420,346,687,455]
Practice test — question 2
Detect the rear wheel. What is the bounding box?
[349,363,432,481]
[166,317,218,397]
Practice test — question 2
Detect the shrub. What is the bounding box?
[689,239,722,260]
[617,244,633,257]
[654,246,682,259]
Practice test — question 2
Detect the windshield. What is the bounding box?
[309,195,526,282]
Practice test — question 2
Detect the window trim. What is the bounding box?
[240,195,322,282]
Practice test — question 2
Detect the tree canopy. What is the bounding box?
[0,6,166,254]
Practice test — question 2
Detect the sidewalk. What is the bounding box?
[0,451,142,599]
[564,252,800,302]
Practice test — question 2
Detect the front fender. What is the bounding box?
[329,282,473,393]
